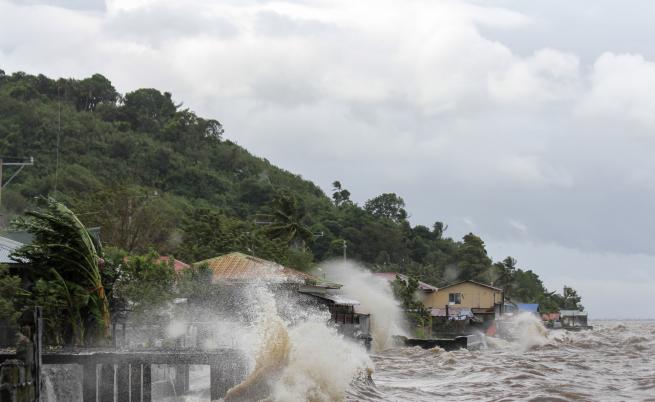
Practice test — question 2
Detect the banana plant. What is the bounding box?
[12,197,110,345]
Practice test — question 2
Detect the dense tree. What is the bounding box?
[562,286,584,311]
[454,233,492,281]
[112,252,176,317]
[364,193,408,222]
[71,74,119,112]
[74,186,178,253]
[178,208,243,262]
[0,265,30,335]
[493,256,517,297]
[331,181,351,207]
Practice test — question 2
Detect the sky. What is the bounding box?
[1,0,653,318]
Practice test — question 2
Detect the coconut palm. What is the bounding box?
[12,197,110,345]
[263,191,314,250]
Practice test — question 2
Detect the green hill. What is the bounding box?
[0,69,580,311]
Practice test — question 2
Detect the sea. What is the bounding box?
[349,320,655,402]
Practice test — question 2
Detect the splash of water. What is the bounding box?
[492,312,549,351]
[225,284,372,402]
[318,260,408,351]
[225,286,291,401]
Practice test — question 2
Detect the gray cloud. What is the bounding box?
[254,11,334,37]
[1,0,654,317]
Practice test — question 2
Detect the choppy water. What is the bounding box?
[349,320,655,402]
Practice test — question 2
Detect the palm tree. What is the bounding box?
[263,191,313,250]
[12,197,110,345]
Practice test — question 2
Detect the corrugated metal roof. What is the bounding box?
[373,272,438,292]
[560,310,587,317]
[299,291,360,306]
[0,236,23,264]
[438,280,503,292]
[196,252,317,284]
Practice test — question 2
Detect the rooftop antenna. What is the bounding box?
[53,82,61,195]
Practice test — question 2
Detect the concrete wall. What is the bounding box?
[422,282,502,309]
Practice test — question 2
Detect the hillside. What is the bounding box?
[0,70,581,311]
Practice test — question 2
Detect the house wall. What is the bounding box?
[422,282,502,309]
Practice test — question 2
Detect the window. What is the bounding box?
[449,293,462,304]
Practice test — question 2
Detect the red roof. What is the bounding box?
[157,256,190,273]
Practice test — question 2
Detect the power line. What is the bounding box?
[0,157,34,209]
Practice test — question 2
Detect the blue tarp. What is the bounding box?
[516,303,539,313]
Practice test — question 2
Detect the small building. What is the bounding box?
[428,280,503,309]
[559,310,592,330]
[428,280,503,324]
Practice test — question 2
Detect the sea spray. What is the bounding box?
[513,312,549,350]
[318,261,408,351]
[225,283,372,401]
[494,312,550,351]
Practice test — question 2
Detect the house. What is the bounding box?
[428,280,503,323]
[560,310,592,330]
[195,252,372,347]
[372,272,438,308]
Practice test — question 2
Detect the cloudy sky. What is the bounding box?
[2,0,654,318]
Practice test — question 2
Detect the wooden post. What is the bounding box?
[116,364,129,401]
[34,307,43,402]
[142,364,151,402]
[82,363,97,402]
[129,364,141,402]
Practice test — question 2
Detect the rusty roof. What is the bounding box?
[195,252,317,284]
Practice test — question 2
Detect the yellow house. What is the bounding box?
[424,280,503,311]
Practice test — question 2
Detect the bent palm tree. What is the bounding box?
[263,192,313,249]
[12,198,110,344]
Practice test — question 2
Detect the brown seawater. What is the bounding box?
[349,320,655,401]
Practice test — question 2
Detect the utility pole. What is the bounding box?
[0,157,34,209]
